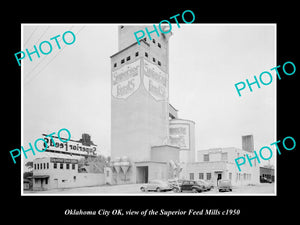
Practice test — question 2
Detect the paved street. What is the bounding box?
[25,183,275,195]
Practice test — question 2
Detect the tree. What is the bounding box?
[78,155,110,173]
[23,171,33,179]
[25,161,33,170]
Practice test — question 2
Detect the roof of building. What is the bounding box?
[32,175,50,179]
[110,39,149,58]
[197,147,253,154]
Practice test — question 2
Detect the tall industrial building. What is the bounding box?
[242,135,254,152]
[109,25,195,184]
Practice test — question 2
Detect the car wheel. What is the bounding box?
[156,187,161,192]
[173,187,179,193]
[192,188,198,193]
[140,187,145,192]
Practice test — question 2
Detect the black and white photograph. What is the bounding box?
[21,23,276,195]
[4,4,298,224]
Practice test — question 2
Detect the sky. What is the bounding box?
[22,24,276,166]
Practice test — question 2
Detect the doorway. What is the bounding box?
[214,172,222,186]
[136,166,148,183]
[53,179,58,189]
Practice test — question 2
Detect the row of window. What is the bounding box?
[53,163,76,170]
[113,50,162,68]
[34,162,76,170]
[236,173,251,181]
[203,153,228,162]
[189,172,250,182]
[189,172,212,181]
[34,163,49,170]
[147,37,162,48]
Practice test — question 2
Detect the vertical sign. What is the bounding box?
[169,123,190,150]
[112,59,141,99]
[143,59,168,101]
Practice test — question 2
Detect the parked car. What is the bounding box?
[168,179,183,192]
[204,179,214,189]
[180,180,206,193]
[260,177,272,183]
[140,180,172,192]
[197,179,213,191]
[218,179,232,192]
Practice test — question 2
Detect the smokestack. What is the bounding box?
[242,135,254,153]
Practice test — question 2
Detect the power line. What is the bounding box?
[24,26,38,46]
[24,26,86,86]
[24,25,75,83]
[24,28,73,79]
[27,26,51,51]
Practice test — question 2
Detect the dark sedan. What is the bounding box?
[180,180,206,193]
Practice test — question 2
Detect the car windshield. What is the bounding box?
[198,180,208,185]
[220,180,230,185]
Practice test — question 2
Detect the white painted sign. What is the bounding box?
[143,59,168,101]
[112,59,141,99]
[169,123,190,150]
[37,134,97,156]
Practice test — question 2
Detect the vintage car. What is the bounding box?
[197,179,213,191]
[140,180,172,192]
[218,179,233,192]
[180,180,206,193]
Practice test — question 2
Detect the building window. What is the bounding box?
[60,163,63,169]
[153,57,156,62]
[37,164,39,170]
[189,173,194,180]
[126,56,130,61]
[121,59,125,64]
[72,164,76,170]
[66,164,70,169]
[158,61,161,66]
[53,163,57,169]
[47,163,49,169]
[203,154,209,162]
[221,153,228,161]
[206,173,211,180]
[135,52,139,57]
[45,179,48,184]
[199,173,204,180]
[114,63,117,68]
[34,164,36,170]
[158,43,161,48]
[145,52,148,57]
[43,163,46,169]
